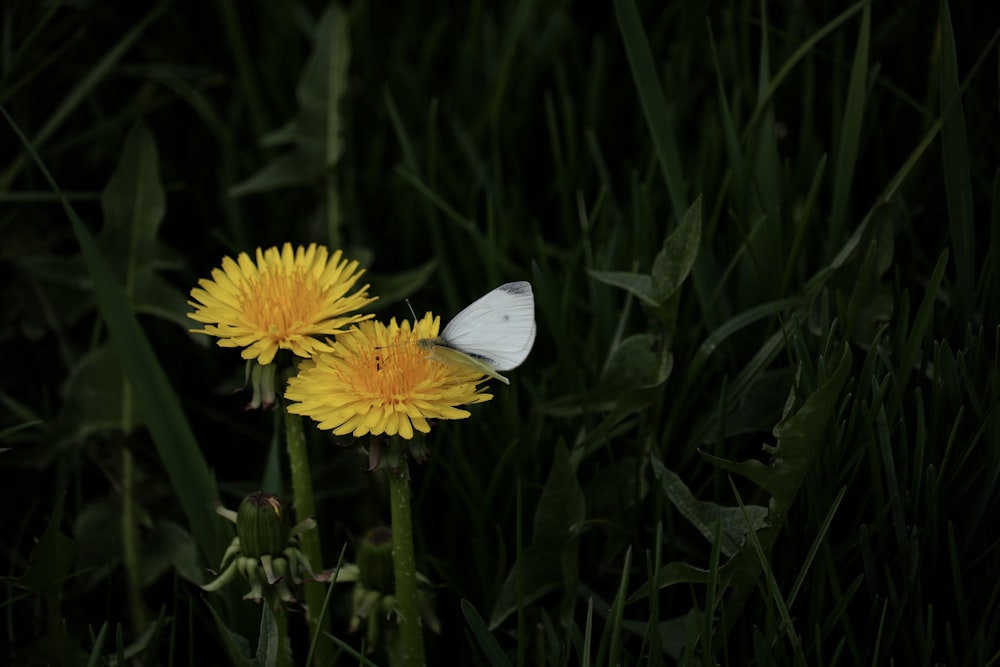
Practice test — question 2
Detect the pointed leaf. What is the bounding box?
[228,153,318,197]
[99,122,164,298]
[651,457,768,557]
[98,124,190,331]
[651,197,702,302]
[587,270,656,306]
[462,600,513,667]
[231,5,349,196]
[254,604,280,667]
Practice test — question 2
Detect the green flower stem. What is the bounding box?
[283,410,334,667]
[266,592,293,667]
[386,451,426,667]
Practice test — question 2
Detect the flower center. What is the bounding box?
[346,327,430,402]
[242,268,325,337]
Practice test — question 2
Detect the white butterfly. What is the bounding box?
[418,281,536,384]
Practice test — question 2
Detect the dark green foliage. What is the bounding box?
[2,0,998,664]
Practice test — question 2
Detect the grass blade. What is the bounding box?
[1,3,168,190]
[612,0,686,219]
[938,0,975,316]
[1,107,230,567]
[828,4,870,246]
[462,599,513,667]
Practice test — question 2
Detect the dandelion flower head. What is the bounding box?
[188,243,375,364]
[285,314,493,440]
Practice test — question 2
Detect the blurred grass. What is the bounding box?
[2,0,999,665]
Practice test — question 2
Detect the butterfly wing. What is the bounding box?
[439,281,536,371]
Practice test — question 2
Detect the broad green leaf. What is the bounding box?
[97,123,191,333]
[230,5,349,196]
[613,0,722,334]
[711,346,853,642]
[587,270,656,306]
[651,457,768,557]
[55,345,141,450]
[489,442,584,629]
[601,333,672,394]
[74,506,207,591]
[651,196,702,302]
[630,346,852,624]
[590,197,701,310]
[99,122,163,302]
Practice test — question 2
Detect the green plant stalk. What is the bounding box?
[387,454,426,667]
[267,591,294,667]
[283,410,334,667]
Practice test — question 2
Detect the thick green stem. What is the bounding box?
[283,410,334,666]
[386,451,426,667]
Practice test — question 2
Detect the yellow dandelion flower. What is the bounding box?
[285,315,493,440]
[188,243,376,365]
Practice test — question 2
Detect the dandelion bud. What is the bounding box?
[357,526,395,593]
[237,492,290,558]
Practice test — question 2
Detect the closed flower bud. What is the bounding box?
[237,492,290,558]
[357,526,395,593]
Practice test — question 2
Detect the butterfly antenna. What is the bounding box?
[405,298,419,326]
[375,298,421,352]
